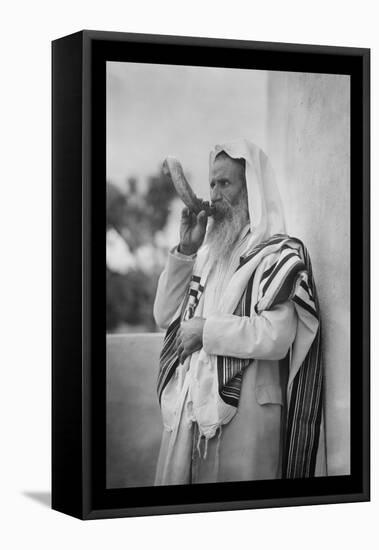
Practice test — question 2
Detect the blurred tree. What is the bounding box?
[106,181,127,230]
[106,170,177,333]
[106,268,158,332]
[145,173,176,233]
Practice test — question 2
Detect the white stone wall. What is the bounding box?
[106,334,164,488]
[266,72,351,475]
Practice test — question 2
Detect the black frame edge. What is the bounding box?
[84,492,369,520]
[52,30,370,520]
[82,30,93,519]
[81,29,369,57]
[52,31,85,520]
[361,48,370,502]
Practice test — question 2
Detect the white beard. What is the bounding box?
[204,191,249,266]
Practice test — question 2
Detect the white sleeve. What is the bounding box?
[153,246,196,329]
[202,301,297,360]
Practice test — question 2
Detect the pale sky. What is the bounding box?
[106,61,268,198]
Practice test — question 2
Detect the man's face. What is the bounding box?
[204,153,249,263]
[209,153,247,220]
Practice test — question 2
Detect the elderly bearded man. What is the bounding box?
[153,140,326,485]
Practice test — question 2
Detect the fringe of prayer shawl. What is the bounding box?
[157,234,323,479]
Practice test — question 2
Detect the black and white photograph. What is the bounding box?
[2,0,376,543]
[106,61,351,489]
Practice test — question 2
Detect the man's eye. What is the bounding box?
[222,180,230,186]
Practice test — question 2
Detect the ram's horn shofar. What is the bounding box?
[162,156,215,217]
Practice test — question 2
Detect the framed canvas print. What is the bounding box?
[52,30,370,519]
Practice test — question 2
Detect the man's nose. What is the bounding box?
[210,184,222,203]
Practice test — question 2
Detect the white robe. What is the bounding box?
[154,227,298,485]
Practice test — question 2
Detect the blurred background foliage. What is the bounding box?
[106,171,178,333]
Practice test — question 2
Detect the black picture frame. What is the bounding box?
[52,30,370,520]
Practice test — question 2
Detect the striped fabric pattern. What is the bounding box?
[264,238,322,478]
[157,234,323,478]
[238,234,322,478]
[216,270,255,406]
[157,271,207,403]
[156,315,181,404]
[282,326,322,478]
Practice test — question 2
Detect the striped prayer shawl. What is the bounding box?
[157,270,208,403]
[157,234,323,478]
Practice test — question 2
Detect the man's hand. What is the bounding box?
[178,207,208,256]
[176,317,206,364]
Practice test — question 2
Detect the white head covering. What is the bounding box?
[209,139,287,253]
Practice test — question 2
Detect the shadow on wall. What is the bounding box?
[107,334,164,488]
